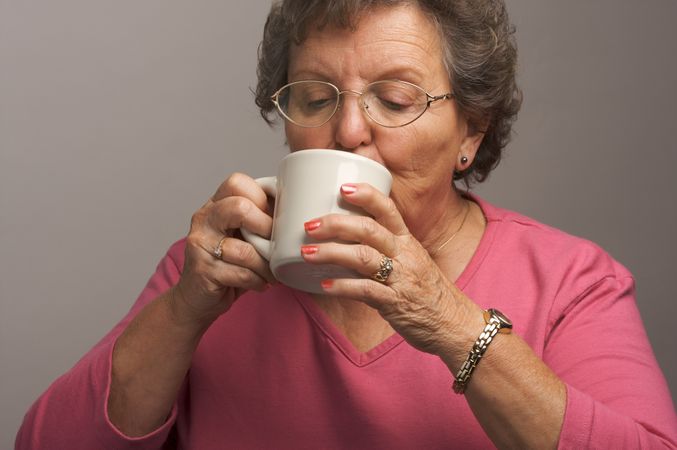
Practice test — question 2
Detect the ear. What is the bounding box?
[455,118,487,172]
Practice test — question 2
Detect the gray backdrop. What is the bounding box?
[2,1,676,446]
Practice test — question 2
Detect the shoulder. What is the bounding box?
[474,195,632,282]
[468,195,638,343]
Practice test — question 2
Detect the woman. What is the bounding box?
[16,0,677,448]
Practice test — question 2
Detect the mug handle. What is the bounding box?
[240,176,277,260]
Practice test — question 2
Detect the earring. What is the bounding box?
[460,156,468,165]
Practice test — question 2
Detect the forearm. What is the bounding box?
[461,341,676,450]
[439,283,677,449]
[438,289,565,449]
[108,287,211,437]
[443,332,566,449]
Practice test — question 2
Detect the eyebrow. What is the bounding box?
[374,66,428,85]
[288,66,430,87]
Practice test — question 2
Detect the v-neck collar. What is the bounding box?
[292,289,404,367]
[284,194,500,367]
[454,193,498,290]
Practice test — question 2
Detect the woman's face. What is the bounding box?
[285,4,483,236]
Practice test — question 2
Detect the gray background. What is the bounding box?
[1,0,676,446]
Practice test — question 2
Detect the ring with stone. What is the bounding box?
[372,255,394,283]
[213,236,227,260]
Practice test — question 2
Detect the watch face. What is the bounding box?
[489,309,513,329]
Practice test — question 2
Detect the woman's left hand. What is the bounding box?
[300,182,474,358]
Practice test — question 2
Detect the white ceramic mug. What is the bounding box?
[241,149,392,294]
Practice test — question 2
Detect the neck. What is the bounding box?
[413,188,470,255]
[429,199,470,258]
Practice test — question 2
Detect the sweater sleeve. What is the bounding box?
[544,272,677,449]
[15,239,187,450]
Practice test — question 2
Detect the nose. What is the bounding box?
[333,90,373,151]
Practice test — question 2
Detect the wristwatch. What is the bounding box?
[453,308,513,394]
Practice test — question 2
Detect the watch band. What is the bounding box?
[453,308,512,394]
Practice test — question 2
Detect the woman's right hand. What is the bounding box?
[108,172,275,437]
[170,172,276,326]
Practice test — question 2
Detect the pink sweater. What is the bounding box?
[16,197,677,449]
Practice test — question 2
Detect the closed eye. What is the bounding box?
[376,96,416,112]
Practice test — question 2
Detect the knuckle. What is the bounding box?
[356,245,373,266]
[360,217,378,237]
[234,267,256,286]
[232,196,253,216]
[360,280,380,299]
[185,233,204,251]
[225,172,247,189]
[215,172,248,200]
[234,242,256,264]
[385,197,399,216]
[190,208,208,230]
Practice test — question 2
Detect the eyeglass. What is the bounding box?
[270,79,454,128]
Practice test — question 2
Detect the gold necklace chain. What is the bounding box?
[431,200,471,257]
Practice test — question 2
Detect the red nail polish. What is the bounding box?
[320,279,334,290]
[301,245,319,256]
[341,184,357,195]
[304,220,321,231]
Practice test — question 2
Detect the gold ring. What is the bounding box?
[372,255,394,283]
[213,236,227,260]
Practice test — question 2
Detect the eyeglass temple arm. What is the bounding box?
[427,92,454,106]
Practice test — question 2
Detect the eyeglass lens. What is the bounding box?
[276,81,430,127]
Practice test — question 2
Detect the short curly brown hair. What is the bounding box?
[255,0,522,185]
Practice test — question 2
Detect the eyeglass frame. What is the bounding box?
[270,79,454,128]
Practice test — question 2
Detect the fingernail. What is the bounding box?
[320,279,334,290]
[304,220,321,232]
[341,184,357,195]
[300,245,319,256]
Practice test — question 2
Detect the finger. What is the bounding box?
[211,260,270,292]
[303,214,397,257]
[301,242,394,281]
[216,237,275,283]
[184,234,270,292]
[318,278,393,311]
[339,183,408,235]
[212,172,269,213]
[209,195,273,239]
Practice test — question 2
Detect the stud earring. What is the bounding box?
[460,156,468,164]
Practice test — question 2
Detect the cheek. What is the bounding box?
[415,120,462,165]
[380,127,454,174]
[284,124,303,151]
[373,128,419,168]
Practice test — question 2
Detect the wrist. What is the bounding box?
[431,282,485,366]
[436,304,486,370]
[452,308,514,394]
[165,285,222,335]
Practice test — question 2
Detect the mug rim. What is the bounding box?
[284,149,391,178]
